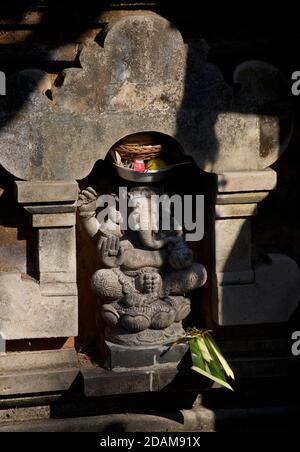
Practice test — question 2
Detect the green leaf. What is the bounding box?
[205,352,226,381]
[191,365,234,391]
[189,337,205,370]
[202,338,227,384]
[205,334,235,380]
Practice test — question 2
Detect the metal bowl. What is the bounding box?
[113,162,190,183]
[113,164,174,182]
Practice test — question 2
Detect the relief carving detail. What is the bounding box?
[78,186,207,346]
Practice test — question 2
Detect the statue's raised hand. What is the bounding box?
[99,235,124,268]
[78,187,97,218]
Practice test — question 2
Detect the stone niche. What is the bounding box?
[77,135,208,368]
[0,12,299,389]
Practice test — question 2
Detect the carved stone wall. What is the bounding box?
[0,9,299,396]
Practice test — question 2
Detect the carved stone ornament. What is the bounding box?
[0,13,292,181]
[78,186,207,346]
[0,12,298,348]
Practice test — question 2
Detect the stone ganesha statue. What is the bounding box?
[78,186,207,346]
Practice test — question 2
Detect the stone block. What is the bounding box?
[39,271,77,284]
[40,284,78,297]
[218,169,277,193]
[215,218,252,272]
[105,341,189,370]
[15,181,78,203]
[82,368,154,397]
[217,192,270,204]
[216,204,257,219]
[215,254,300,325]
[38,227,76,274]
[82,364,205,398]
[0,243,27,273]
[217,270,255,284]
[25,204,76,214]
[32,213,75,228]
[0,349,79,396]
[0,272,78,339]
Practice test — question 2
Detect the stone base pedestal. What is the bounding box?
[105,322,185,347]
[104,341,189,370]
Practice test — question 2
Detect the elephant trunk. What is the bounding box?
[138,229,168,250]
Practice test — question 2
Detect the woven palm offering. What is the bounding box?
[110,134,166,168]
[115,143,162,161]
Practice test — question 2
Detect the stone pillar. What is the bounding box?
[0,181,79,398]
[213,169,300,325]
[10,180,79,338]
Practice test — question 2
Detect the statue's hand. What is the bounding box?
[99,235,124,268]
[78,187,97,218]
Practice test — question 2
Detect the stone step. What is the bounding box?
[0,404,298,432]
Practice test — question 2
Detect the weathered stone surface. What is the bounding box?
[216,270,254,285]
[25,204,76,214]
[216,192,270,204]
[38,228,76,274]
[39,271,77,284]
[218,169,277,193]
[0,272,78,339]
[32,213,75,228]
[81,365,191,397]
[0,406,50,424]
[212,169,300,324]
[105,341,188,369]
[215,218,252,273]
[0,349,79,396]
[215,254,300,325]
[40,286,77,297]
[216,204,257,218]
[1,403,299,432]
[0,13,292,180]
[0,407,215,432]
[15,181,78,203]
[5,181,79,339]
[0,242,27,274]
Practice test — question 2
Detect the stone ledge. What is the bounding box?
[0,404,299,432]
[0,349,79,397]
[32,213,75,228]
[81,365,195,398]
[105,341,189,369]
[215,204,257,219]
[15,181,78,204]
[216,192,269,204]
[81,353,300,398]
[218,169,277,193]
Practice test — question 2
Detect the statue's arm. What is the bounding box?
[78,187,99,239]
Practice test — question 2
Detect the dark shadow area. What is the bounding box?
[49,389,197,420]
